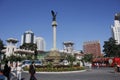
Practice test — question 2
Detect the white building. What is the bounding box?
[5,38,18,57]
[63,41,74,55]
[21,30,46,51]
[111,13,120,44]
[21,30,34,45]
[35,37,45,51]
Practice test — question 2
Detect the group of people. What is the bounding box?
[0,61,23,80]
[0,60,37,80]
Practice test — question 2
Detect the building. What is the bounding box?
[83,40,101,57]
[4,38,18,57]
[63,41,74,55]
[21,30,46,51]
[2,38,35,58]
[35,37,45,51]
[21,30,34,45]
[111,13,120,44]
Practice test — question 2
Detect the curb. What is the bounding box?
[24,70,86,74]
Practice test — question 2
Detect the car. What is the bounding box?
[60,60,69,65]
[22,60,32,68]
[34,60,42,66]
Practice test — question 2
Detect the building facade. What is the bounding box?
[5,38,18,57]
[63,41,74,55]
[83,40,101,57]
[21,30,34,45]
[21,30,45,51]
[111,13,120,44]
[35,37,45,51]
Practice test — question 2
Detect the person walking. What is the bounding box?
[10,62,17,80]
[16,63,23,80]
[3,61,11,80]
[29,61,37,80]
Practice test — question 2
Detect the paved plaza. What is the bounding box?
[21,67,120,80]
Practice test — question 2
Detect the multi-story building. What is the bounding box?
[83,40,101,57]
[21,30,34,45]
[111,13,120,44]
[21,30,45,51]
[35,37,45,51]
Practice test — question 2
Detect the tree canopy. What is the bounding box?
[0,39,4,52]
[20,43,37,51]
[82,54,93,62]
[103,37,120,57]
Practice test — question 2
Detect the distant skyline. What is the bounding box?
[0,0,120,52]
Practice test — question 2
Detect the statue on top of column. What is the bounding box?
[51,10,57,21]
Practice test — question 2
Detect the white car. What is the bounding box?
[34,60,42,66]
[62,60,69,65]
[22,60,32,67]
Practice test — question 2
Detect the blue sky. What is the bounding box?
[0,0,120,51]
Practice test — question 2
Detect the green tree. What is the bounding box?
[20,43,37,51]
[0,39,4,52]
[66,54,76,67]
[4,55,24,62]
[103,37,119,57]
[20,43,37,59]
[82,54,93,62]
[0,39,4,62]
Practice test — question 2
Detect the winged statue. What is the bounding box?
[51,10,57,21]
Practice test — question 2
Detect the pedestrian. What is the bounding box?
[3,61,11,80]
[16,63,23,80]
[10,62,17,80]
[0,69,7,80]
[89,63,92,70]
[29,61,37,80]
[96,62,99,68]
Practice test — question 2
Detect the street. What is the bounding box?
[22,67,120,80]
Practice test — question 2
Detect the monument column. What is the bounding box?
[51,10,57,51]
[44,10,61,65]
[52,21,57,50]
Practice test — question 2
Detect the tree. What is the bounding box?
[20,43,37,51]
[20,43,37,59]
[66,54,76,67]
[82,54,93,62]
[103,37,119,57]
[0,39,4,61]
[0,39,4,52]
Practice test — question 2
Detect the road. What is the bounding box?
[22,67,120,80]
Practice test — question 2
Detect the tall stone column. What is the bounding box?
[51,10,57,51]
[52,21,57,50]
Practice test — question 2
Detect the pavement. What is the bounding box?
[24,69,87,74]
[22,67,120,80]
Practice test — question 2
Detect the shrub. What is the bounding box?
[23,65,85,72]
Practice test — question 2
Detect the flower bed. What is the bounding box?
[23,65,85,72]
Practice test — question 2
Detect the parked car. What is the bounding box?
[60,60,69,65]
[34,60,42,66]
[22,60,32,68]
